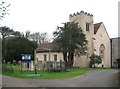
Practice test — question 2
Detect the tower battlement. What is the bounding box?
[69,11,93,17]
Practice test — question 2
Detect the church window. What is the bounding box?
[86,23,90,31]
[99,44,105,59]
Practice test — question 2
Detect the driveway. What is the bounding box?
[2,70,119,87]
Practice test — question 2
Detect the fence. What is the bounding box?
[45,61,65,71]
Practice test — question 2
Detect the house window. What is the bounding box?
[44,54,47,61]
[86,23,89,31]
[54,55,57,61]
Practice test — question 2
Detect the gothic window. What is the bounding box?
[99,44,105,59]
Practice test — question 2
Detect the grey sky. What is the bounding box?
[0,0,119,38]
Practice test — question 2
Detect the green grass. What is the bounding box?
[2,67,88,79]
[2,64,20,70]
[0,63,2,74]
[2,64,117,79]
[0,70,2,74]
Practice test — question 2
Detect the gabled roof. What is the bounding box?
[35,42,60,53]
[94,22,103,34]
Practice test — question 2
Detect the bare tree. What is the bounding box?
[25,30,31,39]
[0,26,21,39]
[30,32,39,42]
[0,1,10,20]
[39,32,48,44]
[30,32,49,44]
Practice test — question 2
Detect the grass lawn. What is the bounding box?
[3,67,89,79]
[2,64,117,79]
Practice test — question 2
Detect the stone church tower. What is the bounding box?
[69,11,111,67]
[69,11,94,67]
[69,11,94,55]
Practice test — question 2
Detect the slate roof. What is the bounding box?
[94,22,103,34]
[35,42,60,53]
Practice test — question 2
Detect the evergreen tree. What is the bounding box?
[53,22,88,68]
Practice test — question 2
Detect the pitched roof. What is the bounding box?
[35,42,60,53]
[94,22,103,34]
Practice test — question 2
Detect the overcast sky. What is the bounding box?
[0,0,119,38]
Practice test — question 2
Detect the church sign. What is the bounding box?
[21,54,33,72]
[21,54,32,61]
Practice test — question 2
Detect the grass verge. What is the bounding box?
[2,67,88,79]
[2,64,117,79]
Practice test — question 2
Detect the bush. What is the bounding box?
[89,54,102,68]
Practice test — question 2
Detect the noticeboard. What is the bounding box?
[21,54,32,61]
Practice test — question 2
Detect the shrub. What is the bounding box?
[89,54,102,68]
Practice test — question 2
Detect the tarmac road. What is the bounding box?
[2,70,119,87]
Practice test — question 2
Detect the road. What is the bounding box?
[2,70,119,87]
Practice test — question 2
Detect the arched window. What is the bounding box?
[99,44,105,59]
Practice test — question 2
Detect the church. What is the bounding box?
[35,11,111,68]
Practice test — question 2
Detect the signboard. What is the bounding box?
[21,54,32,61]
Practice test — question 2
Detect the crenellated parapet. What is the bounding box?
[69,11,93,17]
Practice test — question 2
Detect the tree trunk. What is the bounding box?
[68,53,71,68]
[63,52,68,68]
[2,38,5,61]
[68,52,74,68]
[89,61,92,68]
[94,64,95,68]
[70,53,74,67]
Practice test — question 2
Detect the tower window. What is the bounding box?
[86,23,90,31]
